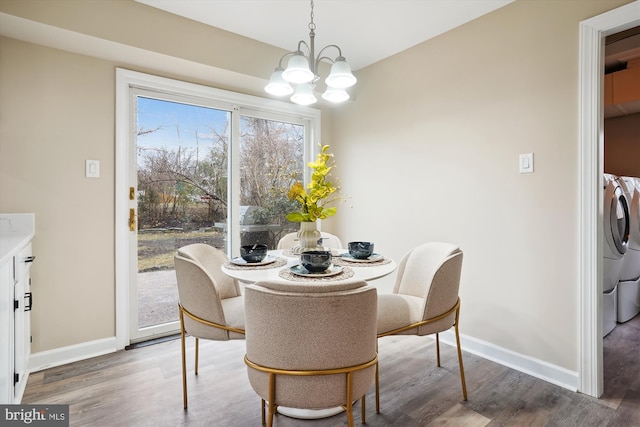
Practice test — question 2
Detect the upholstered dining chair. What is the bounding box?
[376,242,467,408]
[174,243,245,409]
[244,280,378,427]
[276,231,344,250]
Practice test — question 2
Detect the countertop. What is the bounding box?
[0,214,35,265]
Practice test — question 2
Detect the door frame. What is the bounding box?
[578,0,639,398]
[114,68,320,348]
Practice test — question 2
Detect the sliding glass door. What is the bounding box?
[118,72,319,343]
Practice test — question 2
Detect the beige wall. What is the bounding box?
[331,0,632,372]
[605,113,640,177]
[0,0,633,377]
[0,38,117,351]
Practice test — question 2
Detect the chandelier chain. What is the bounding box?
[308,0,316,32]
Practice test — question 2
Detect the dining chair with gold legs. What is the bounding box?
[174,243,246,409]
[376,242,467,410]
[244,280,378,427]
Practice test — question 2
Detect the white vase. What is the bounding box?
[293,221,323,254]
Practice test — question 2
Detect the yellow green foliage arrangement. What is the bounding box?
[286,145,339,222]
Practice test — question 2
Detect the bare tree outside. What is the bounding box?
[239,116,303,246]
[135,97,305,266]
[134,96,307,328]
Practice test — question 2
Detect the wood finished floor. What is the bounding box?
[22,315,640,427]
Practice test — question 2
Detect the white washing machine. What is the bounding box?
[617,176,640,323]
[603,173,630,337]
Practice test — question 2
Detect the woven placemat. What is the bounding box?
[332,256,392,267]
[278,265,355,282]
[223,257,288,270]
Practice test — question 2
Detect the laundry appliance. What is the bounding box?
[603,173,630,337]
[617,176,640,323]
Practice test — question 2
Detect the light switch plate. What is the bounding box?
[86,160,100,178]
[519,153,534,174]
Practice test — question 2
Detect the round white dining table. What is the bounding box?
[222,249,396,285]
[221,248,396,420]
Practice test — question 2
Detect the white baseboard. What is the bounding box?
[439,330,579,392]
[28,337,118,373]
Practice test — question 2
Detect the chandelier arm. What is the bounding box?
[317,44,343,58]
[314,45,344,70]
[276,51,296,69]
[296,40,310,55]
[315,55,335,66]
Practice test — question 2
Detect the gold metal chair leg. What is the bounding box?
[375,343,380,413]
[455,309,468,400]
[194,337,199,375]
[361,394,366,424]
[375,363,380,414]
[267,373,276,427]
[436,332,441,367]
[346,372,354,427]
[179,309,188,410]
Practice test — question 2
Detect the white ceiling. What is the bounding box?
[135,0,515,71]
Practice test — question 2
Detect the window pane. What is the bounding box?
[238,116,303,249]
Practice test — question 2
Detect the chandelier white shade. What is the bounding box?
[321,87,349,103]
[325,58,357,88]
[265,0,356,105]
[282,53,315,84]
[264,68,294,97]
[290,83,318,106]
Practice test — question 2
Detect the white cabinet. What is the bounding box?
[0,214,35,404]
[0,258,14,404]
[13,242,33,402]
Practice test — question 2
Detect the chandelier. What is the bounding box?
[264,0,357,106]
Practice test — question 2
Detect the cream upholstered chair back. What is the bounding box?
[174,244,244,341]
[244,280,377,417]
[178,243,241,299]
[276,232,297,249]
[277,231,344,250]
[393,242,460,297]
[376,242,467,403]
[174,243,245,409]
[320,232,344,249]
[392,242,463,335]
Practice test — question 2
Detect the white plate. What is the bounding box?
[290,264,344,277]
[230,255,277,266]
[340,253,384,263]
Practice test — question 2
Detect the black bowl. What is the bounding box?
[300,250,332,273]
[240,244,268,263]
[348,241,374,259]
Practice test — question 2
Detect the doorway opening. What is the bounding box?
[578,2,640,398]
[601,24,640,399]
